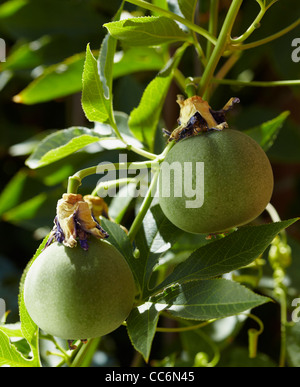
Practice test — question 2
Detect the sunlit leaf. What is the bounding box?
[126,302,160,362]
[129,44,187,151]
[13,53,85,105]
[152,279,270,320]
[245,111,289,151]
[154,219,298,292]
[104,16,190,46]
[25,127,104,169]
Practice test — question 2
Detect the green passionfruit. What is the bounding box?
[24,238,136,340]
[158,129,274,234]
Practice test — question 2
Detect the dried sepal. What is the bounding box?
[168,95,240,142]
[83,195,109,219]
[46,193,109,251]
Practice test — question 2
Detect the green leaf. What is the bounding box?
[104,16,190,47]
[18,235,49,367]
[13,52,85,105]
[134,203,183,298]
[0,329,33,367]
[0,169,28,217]
[126,302,161,362]
[154,219,298,292]
[25,127,104,169]
[2,193,47,224]
[178,0,198,21]
[244,111,290,151]
[113,47,164,79]
[12,46,165,105]
[0,235,48,367]
[129,43,187,151]
[81,44,114,124]
[100,218,142,292]
[152,279,270,320]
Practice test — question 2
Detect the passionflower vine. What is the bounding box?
[45,193,109,251]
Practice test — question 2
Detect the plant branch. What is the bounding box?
[198,0,243,97]
[231,6,265,45]
[196,77,300,88]
[67,161,153,194]
[231,18,300,51]
[127,167,160,242]
[206,0,219,59]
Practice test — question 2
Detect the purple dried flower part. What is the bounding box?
[44,193,109,250]
[168,95,240,142]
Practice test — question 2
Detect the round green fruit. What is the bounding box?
[159,129,274,234]
[24,239,136,340]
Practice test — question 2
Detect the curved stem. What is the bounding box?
[124,0,217,45]
[127,167,160,242]
[67,161,154,194]
[231,7,265,45]
[266,203,287,244]
[198,0,243,97]
[156,319,216,333]
[91,177,138,197]
[232,18,300,51]
[127,144,158,160]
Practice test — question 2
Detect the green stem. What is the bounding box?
[67,161,153,194]
[206,0,219,58]
[124,0,217,45]
[198,0,243,97]
[278,287,287,367]
[266,203,287,244]
[127,144,158,160]
[156,319,216,333]
[70,338,101,367]
[209,78,300,88]
[91,177,138,197]
[127,167,160,242]
[232,18,300,51]
[231,7,265,44]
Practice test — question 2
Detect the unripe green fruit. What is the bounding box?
[159,129,273,234]
[24,239,136,340]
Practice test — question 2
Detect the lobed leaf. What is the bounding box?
[104,16,190,47]
[152,279,270,320]
[154,218,298,292]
